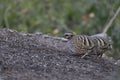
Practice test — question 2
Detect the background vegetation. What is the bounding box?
[0,0,120,59]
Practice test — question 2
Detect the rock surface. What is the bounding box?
[0,28,119,80]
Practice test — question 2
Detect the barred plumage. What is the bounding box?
[64,33,112,58]
[91,33,112,58]
[64,33,95,58]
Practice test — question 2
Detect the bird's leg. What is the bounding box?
[98,53,103,59]
[81,52,89,59]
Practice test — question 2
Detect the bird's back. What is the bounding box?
[68,35,95,54]
[91,33,113,57]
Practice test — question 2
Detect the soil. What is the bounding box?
[0,28,119,80]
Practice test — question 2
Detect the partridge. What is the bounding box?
[64,33,96,58]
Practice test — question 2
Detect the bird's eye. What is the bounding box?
[64,34,69,37]
[63,34,69,38]
[65,35,69,36]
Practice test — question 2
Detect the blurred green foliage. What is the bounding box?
[0,0,120,59]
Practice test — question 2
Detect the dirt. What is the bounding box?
[0,28,119,80]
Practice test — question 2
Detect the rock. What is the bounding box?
[0,28,119,80]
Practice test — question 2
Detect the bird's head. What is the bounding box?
[63,32,75,40]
